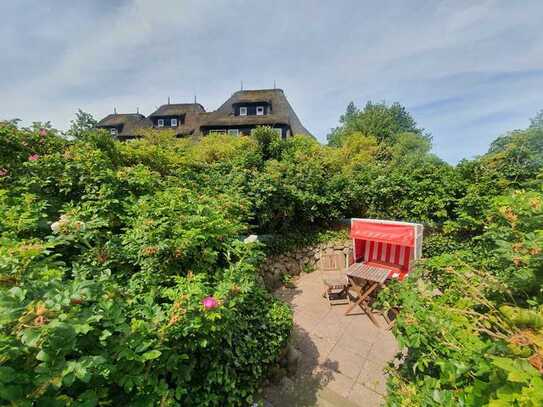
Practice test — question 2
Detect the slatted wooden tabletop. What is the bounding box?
[346,262,390,284]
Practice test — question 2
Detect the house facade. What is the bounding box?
[96,89,311,140]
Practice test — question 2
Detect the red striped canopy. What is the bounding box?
[350,220,415,247]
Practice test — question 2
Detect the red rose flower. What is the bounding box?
[202,296,219,310]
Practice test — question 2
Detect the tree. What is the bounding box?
[327,101,427,146]
[389,132,432,161]
[66,109,98,139]
[529,109,543,129]
[339,131,379,164]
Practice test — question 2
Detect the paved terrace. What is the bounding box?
[263,271,399,407]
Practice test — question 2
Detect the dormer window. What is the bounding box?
[157,119,164,127]
[171,118,178,127]
[256,106,265,116]
[239,107,247,116]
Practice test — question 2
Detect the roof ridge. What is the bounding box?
[160,102,202,106]
[234,88,284,93]
[103,113,144,118]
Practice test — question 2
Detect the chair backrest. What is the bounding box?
[319,249,347,280]
[320,249,347,273]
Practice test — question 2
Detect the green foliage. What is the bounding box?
[1,102,542,406]
[65,109,98,139]
[264,227,349,256]
[250,126,284,160]
[479,188,543,295]
[360,157,461,225]
[388,132,432,162]
[337,132,379,165]
[382,188,543,406]
[327,101,427,146]
[122,187,247,280]
[0,241,292,406]
[0,123,292,406]
[0,190,48,238]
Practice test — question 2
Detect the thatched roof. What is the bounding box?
[149,103,205,117]
[201,89,311,136]
[96,113,152,138]
[96,89,312,139]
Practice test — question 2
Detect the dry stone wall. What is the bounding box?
[261,240,353,290]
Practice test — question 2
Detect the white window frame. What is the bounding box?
[239,107,247,116]
[157,119,164,128]
[228,129,239,136]
[171,118,178,127]
[110,128,117,135]
[256,106,265,116]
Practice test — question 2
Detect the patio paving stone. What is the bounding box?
[348,382,385,406]
[323,346,366,379]
[262,271,399,407]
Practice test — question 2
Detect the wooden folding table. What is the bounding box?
[344,262,390,326]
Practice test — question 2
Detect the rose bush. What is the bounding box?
[0,124,292,406]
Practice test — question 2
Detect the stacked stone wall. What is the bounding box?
[261,240,353,289]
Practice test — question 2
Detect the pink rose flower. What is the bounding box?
[0,168,7,177]
[28,154,40,161]
[202,296,219,310]
[39,128,47,137]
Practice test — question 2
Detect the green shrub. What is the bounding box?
[121,187,248,281]
[0,240,292,406]
[0,124,293,406]
[381,189,543,406]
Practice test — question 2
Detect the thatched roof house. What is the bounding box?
[96,113,151,139]
[96,88,311,140]
[199,89,310,138]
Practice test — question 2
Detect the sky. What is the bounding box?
[1,1,542,163]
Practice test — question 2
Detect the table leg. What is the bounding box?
[361,303,380,327]
[344,282,379,316]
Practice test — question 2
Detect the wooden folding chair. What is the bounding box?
[319,249,350,307]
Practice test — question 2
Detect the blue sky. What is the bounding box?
[1,1,542,163]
